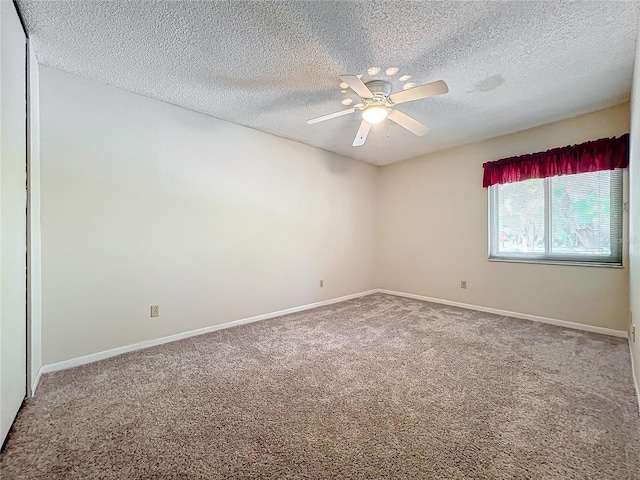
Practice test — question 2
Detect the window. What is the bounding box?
[489,170,623,265]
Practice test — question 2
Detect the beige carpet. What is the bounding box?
[1,293,639,479]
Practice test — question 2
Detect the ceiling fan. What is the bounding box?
[306,75,448,147]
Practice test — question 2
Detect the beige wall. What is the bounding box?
[629,24,640,395]
[377,103,630,331]
[39,66,377,365]
[38,64,633,367]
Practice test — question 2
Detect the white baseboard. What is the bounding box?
[40,289,378,375]
[37,287,630,379]
[630,341,640,413]
[375,289,628,338]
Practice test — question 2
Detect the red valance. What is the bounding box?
[482,134,629,188]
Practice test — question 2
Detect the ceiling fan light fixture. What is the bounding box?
[307,75,447,146]
[361,105,388,125]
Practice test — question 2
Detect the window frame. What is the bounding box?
[488,170,624,267]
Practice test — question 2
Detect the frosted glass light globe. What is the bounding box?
[361,105,388,125]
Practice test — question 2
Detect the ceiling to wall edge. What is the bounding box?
[16,0,639,166]
[33,63,631,169]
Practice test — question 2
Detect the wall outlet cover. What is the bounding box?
[150,305,160,317]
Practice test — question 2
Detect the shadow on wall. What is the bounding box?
[322,151,353,174]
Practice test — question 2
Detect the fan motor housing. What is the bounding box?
[365,80,392,99]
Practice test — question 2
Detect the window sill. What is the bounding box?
[488,257,624,268]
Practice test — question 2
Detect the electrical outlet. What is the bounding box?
[460,280,467,289]
[319,280,324,288]
[150,305,159,317]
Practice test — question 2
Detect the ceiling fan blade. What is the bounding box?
[340,75,373,99]
[388,110,429,136]
[389,80,448,105]
[352,120,371,146]
[306,108,356,125]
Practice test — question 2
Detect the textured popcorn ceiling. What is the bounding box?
[17,1,640,165]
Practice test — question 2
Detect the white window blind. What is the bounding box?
[489,169,623,265]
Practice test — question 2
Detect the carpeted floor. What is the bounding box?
[1,293,639,479]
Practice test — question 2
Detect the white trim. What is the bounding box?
[31,367,43,396]
[40,290,377,374]
[630,340,640,413]
[375,289,628,338]
[37,288,630,379]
